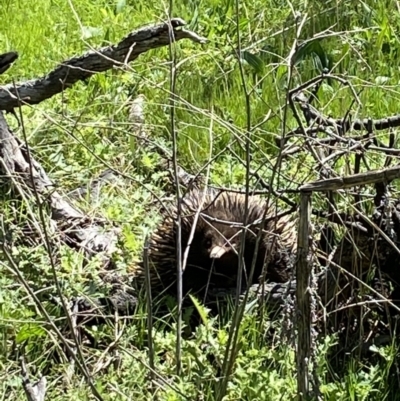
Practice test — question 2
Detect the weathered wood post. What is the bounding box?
[296,191,312,400]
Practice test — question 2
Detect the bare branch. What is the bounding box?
[0,18,206,111]
[0,51,18,75]
[301,165,400,192]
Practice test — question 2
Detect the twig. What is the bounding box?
[143,237,155,390]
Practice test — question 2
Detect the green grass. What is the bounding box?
[2,0,400,400]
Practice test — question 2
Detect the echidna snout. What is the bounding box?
[203,226,239,260]
[209,245,228,259]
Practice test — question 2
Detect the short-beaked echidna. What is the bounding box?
[133,189,297,298]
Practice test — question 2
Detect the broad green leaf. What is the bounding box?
[293,39,330,71]
[189,294,209,326]
[242,50,265,75]
[276,64,287,81]
[102,27,110,46]
[16,324,46,343]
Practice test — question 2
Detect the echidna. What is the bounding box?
[132,189,297,299]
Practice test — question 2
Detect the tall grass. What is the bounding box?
[1,0,400,399]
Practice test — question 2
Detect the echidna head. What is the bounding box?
[201,223,241,261]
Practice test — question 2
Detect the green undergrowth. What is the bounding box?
[2,0,400,399]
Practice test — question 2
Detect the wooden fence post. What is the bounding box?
[296,191,312,400]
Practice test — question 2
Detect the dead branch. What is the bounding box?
[0,111,119,260]
[0,52,18,75]
[20,356,46,401]
[0,18,206,111]
[291,77,400,133]
[299,101,400,133]
[300,165,400,192]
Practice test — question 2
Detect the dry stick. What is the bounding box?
[370,145,400,156]
[216,3,255,398]
[0,110,119,270]
[227,146,297,208]
[296,192,313,401]
[289,96,328,171]
[271,8,307,200]
[292,81,362,244]
[165,16,183,376]
[66,301,79,383]
[128,95,155,390]
[181,117,214,278]
[92,323,126,376]
[143,237,155,390]
[294,166,400,400]
[278,96,400,160]
[0,18,206,111]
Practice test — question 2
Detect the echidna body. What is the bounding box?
[135,189,297,297]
